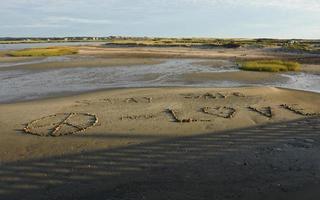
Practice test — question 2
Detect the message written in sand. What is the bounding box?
[115,93,318,122]
[280,104,319,116]
[24,113,98,137]
[74,92,245,106]
[23,91,319,136]
[248,106,273,118]
[181,92,246,99]
[166,104,319,122]
[74,97,153,106]
[202,106,237,119]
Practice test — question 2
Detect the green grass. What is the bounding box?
[6,46,78,57]
[239,60,301,72]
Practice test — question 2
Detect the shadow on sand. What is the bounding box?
[0,117,320,200]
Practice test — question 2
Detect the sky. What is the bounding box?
[0,0,320,39]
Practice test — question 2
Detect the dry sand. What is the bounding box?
[0,87,320,199]
[0,87,319,162]
[0,87,320,200]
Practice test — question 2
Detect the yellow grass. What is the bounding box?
[239,60,301,72]
[6,46,78,57]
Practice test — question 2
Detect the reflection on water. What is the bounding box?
[0,59,237,102]
[0,59,319,103]
[279,73,320,93]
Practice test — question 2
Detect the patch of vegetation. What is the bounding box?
[103,37,320,52]
[105,38,248,48]
[6,46,78,57]
[1,37,319,53]
[239,60,301,72]
[283,42,311,52]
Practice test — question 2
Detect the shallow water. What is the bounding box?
[0,59,319,103]
[0,42,104,51]
[279,73,320,93]
[0,56,71,68]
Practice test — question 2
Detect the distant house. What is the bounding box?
[289,40,298,44]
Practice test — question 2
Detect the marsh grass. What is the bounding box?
[6,46,78,57]
[283,43,312,52]
[106,38,246,48]
[239,60,301,72]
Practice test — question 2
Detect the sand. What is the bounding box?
[1,45,319,73]
[1,45,320,199]
[0,87,319,162]
[0,87,320,200]
[182,71,289,84]
[0,57,163,71]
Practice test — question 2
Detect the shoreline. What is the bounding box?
[1,85,320,199]
[2,85,320,105]
[1,52,319,103]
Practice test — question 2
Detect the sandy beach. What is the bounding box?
[1,0,320,198]
[1,44,320,200]
[2,0,320,197]
[0,86,320,200]
[1,86,320,161]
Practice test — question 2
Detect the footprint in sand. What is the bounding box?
[24,113,98,137]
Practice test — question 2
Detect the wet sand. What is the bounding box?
[182,71,290,84]
[0,56,163,71]
[1,56,319,103]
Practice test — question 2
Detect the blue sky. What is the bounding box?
[1,0,320,38]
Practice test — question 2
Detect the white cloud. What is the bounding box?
[46,17,115,25]
[1,0,319,38]
[232,0,320,11]
[2,24,66,28]
[0,16,115,29]
[167,0,320,11]
[2,0,320,12]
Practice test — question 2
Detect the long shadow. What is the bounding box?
[0,117,320,200]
